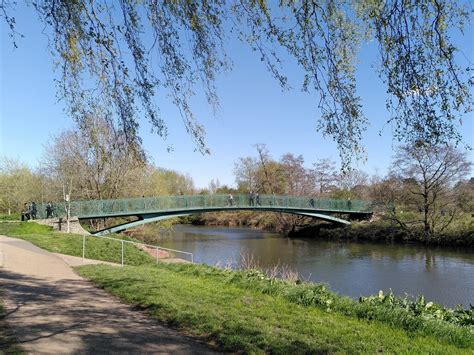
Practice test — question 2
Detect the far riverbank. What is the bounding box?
[181,212,474,247]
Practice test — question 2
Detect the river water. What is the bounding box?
[158,225,474,308]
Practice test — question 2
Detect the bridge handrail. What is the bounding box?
[36,194,374,219]
[83,234,194,264]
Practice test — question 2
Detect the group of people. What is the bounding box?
[21,201,55,221]
[21,202,37,220]
[227,191,261,207]
[247,191,261,206]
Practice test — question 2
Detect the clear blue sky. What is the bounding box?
[1,4,473,188]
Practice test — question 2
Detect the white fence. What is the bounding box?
[82,234,194,266]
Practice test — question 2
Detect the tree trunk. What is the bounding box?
[423,193,430,236]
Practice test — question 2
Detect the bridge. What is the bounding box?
[36,194,373,236]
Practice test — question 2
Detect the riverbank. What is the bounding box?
[77,262,474,352]
[1,221,473,352]
[182,211,474,247]
[290,220,474,247]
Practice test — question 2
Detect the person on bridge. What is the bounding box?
[30,202,37,219]
[309,198,315,208]
[21,203,30,221]
[228,193,234,206]
[248,191,255,206]
[255,193,261,206]
[46,202,54,218]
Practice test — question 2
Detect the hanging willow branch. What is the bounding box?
[1,0,471,168]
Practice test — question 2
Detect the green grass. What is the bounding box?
[0,213,21,221]
[3,221,472,352]
[0,222,154,266]
[77,263,473,353]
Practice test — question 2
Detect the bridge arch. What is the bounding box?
[92,209,352,236]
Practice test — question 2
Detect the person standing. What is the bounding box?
[248,191,255,206]
[255,192,261,206]
[22,203,30,221]
[46,202,53,218]
[228,193,234,206]
[31,202,37,220]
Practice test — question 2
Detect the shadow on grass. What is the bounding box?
[0,269,215,353]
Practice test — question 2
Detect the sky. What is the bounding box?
[1,4,473,189]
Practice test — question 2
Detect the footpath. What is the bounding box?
[0,235,215,353]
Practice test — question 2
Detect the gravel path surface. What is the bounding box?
[0,235,215,354]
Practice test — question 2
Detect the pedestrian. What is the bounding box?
[22,203,30,221]
[255,192,261,206]
[309,198,315,208]
[46,201,53,218]
[228,193,234,206]
[31,201,37,220]
[248,191,254,206]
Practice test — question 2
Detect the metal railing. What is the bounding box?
[82,234,194,266]
[36,194,373,219]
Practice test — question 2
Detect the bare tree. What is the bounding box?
[41,115,146,202]
[234,156,258,192]
[253,144,277,194]
[390,144,471,236]
[312,158,337,195]
[281,154,315,196]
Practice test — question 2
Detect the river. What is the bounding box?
[157,224,474,308]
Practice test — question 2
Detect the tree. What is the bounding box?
[281,153,315,196]
[333,169,369,199]
[389,144,471,236]
[0,158,43,214]
[143,167,195,196]
[208,179,221,195]
[454,178,474,213]
[234,156,258,192]
[2,1,471,167]
[41,115,146,201]
[312,158,337,195]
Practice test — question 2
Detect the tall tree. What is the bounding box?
[2,1,471,167]
[312,158,337,195]
[41,115,146,201]
[390,144,471,236]
[281,153,315,195]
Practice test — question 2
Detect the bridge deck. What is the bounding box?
[36,194,373,220]
[35,194,373,235]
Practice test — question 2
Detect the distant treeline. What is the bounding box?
[0,120,472,240]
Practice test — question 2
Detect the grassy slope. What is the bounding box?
[77,264,472,354]
[0,222,153,266]
[2,221,472,352]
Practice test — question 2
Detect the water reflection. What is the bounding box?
[157,225,474,308]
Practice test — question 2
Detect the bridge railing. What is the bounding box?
[81,234,194,265]
[35,194,373,219]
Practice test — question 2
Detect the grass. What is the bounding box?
[2,220,472,352]
[77,263,473,353]
[0,213,21,221]
[0,222,154,266]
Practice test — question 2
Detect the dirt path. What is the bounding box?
[0,235,215,354]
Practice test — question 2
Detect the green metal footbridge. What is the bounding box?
[37,194,373,236]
